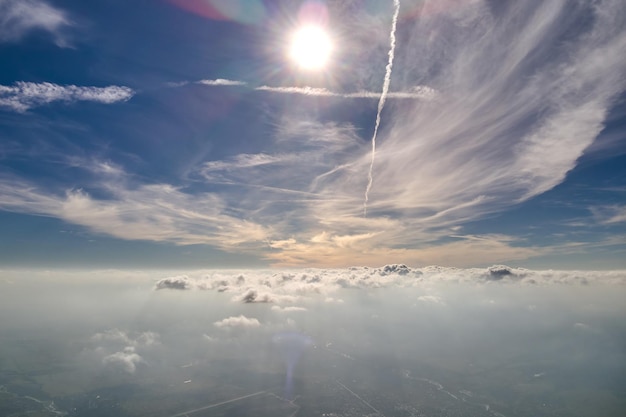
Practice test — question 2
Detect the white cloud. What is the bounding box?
[0,0,72,46]
[91,329,160,374]
[213,315,260,328]
[197,78,247,86]
[0,175,270,248]
[153,266,626,307]
[103,347,144,374]
[0,82,134,112]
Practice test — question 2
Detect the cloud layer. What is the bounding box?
[155,265,626,306]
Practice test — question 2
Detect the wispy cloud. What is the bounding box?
[0,82,135,112]
[0,0,72,46]
[0,169,270,249]
[197,79,436,100]
[255,84,435,99]
[266,233,541,268]
[591,205,626,224]
[197,78,247,86]
[190,0,626,266]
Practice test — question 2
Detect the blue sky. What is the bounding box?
[0,0,625,269]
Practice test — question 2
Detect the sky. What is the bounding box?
[0,0,625,269]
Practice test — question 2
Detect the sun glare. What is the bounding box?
[289,25,333,70]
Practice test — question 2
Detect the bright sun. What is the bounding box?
[289,25,333,70]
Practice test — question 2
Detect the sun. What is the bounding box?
[288,25,333,71]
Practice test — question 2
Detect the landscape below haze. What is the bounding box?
[1,265,625,417]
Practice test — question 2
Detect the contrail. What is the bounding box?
[364,0,400,217]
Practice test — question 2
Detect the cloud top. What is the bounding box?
[154,265,626,306]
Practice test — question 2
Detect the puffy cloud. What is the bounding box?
[155,275,192,290]
[0,0,72,46]
[484,265,526,281]
[153,266,626,307]
[0,82,134,112]
[103,347,144,374]
[90,329,160,374]
[213,315,260,329]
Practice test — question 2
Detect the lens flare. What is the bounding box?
[273,332,313,400]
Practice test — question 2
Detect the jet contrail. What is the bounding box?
[364,0,400,217]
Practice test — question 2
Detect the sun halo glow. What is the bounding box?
[288,25,333,71]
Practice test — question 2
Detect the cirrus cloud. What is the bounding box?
[0,82,135,112]
[0,0,72,46]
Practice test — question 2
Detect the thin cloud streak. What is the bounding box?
[256,85,435,99]
[0,173,270,249]
[197,79,247,86]
[0,82,134,112]
[591,205,626,224]
[197,79,435,100]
